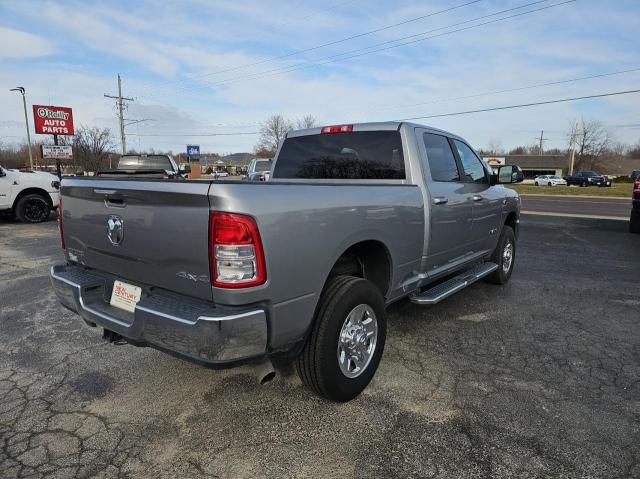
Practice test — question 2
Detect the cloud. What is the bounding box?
[0,27,52,58]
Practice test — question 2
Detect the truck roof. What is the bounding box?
[286,121,464,141]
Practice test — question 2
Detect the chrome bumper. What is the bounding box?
[50,264,268,365]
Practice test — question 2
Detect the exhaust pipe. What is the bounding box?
[254,359,276,385]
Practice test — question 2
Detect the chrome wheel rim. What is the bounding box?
[502,241,513,274]
[337,304,378,378]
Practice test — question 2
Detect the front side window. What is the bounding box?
[274,131,404,180]
[423,133,460,182]
[453,140,487,184]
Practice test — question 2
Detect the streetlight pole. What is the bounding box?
[10,87,34,170]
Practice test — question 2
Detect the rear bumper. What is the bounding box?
[50,264,268,366]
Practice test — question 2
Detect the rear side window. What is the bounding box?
[423,133,460,182]
[274,131,405,180]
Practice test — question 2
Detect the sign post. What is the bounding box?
[33,105,75,180]
[187,145,201,179]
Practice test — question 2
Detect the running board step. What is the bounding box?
[409,262,498,305]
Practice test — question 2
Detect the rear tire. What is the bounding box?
[630,209,640,234]
[15,193,51,223]
[296,275,387,402]
[485,226,516,285]
[534,182,539,186]
[547,182,552,187]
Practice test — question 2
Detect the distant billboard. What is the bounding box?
[42,145,73,160]
[483,157,506,167]
[186,145,200,159]
[33,105,74,135]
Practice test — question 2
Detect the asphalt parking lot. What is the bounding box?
[1,213,639,479]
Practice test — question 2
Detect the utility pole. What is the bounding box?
[536,130,548,158]
[104,74,134,155]
[568,123,582,176]
[10,87,34,170]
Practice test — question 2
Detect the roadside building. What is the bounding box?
[504,155,568,179]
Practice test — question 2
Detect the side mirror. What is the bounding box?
[496,165,524,184]
[179,164,191,174]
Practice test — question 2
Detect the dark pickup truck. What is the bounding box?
[630,175,640,233]
[96,154,184,179]
[564,171,612,187]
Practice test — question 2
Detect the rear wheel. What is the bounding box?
[581,181,587,187]
[15,194,51,223]
[630,209,640,234]
[547,182,552,187]
[296,275,387,402]
[485,226,516,285]
[534,181,539,186]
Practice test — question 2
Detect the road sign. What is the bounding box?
[33,105,74,135]
[187,145,200,159]
[42,145,73,160]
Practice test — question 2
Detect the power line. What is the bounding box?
[134,0,483,98]
[358,67,640,116]
[399,88,640,121]
[128,132,260,137]
[169,0,573,95]
[129,89,639,139]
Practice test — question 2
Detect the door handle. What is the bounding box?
[432,197,448,205]
[471,195,483,202]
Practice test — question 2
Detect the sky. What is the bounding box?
[1,0,639,155]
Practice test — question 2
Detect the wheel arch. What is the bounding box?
[504,210,519,238]
[13,187,53,212]
[323,239,393,299]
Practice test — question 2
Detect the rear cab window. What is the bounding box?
[273,131,405,180]
[118,155,172,170]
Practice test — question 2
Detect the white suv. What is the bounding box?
[534,175,567,187]
[0,166,60,222]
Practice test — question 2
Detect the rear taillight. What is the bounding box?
[58,197,65,250]
[321,124,353,134]
[209,212,266,288]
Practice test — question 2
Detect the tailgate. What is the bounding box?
[61,179,213,301]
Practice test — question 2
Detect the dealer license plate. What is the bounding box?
[110,280,142,313]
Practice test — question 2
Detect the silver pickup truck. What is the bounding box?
[50,122,523,401]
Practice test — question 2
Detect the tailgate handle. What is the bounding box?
[105,197,126,208]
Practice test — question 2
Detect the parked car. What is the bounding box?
[564,171,612,187]
[534,175,567,186]
[244,158,272,181]
[50,122,523,402]
[96,154,182,179]
[0,165,60,222]
[630,175,640,233]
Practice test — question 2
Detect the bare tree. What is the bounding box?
[66,125,115,173]
[486,138,503,155]
[254,115,293,156]
[295,115,317,129]
[570,119,613,170]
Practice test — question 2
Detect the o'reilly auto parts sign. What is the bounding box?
[33,105,75,135]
